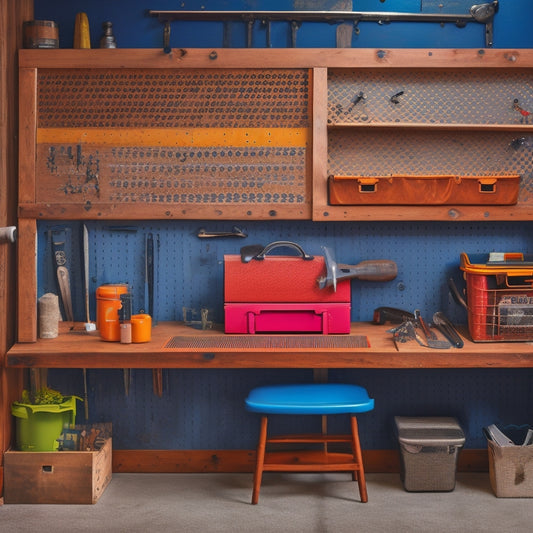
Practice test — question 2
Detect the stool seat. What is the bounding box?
[245,383,374,504]
[245,383,374,415]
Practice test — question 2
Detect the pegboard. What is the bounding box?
[46,366,533,450]
[37,219,533,327]
[38,69,310,129]
[327,69,533,125]
[34,68,310,215]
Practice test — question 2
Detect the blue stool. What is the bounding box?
[245,383,374,504]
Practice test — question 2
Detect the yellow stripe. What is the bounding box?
[37,128,308,147]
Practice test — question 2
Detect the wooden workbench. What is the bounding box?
[7,322,533,369]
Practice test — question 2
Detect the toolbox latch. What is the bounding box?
[478,178,497,194]
[357,178,379,193]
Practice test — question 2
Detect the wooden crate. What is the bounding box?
[3,438,112,504]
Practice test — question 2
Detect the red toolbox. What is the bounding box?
[224,242,351,334]
[460,252,533,342]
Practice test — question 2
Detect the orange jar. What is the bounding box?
[96,284,129,341]
[131,314,152,343]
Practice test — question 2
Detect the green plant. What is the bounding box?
[21,386,64,405]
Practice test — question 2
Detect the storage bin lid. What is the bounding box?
[96,283,128,300]
[395,416,465,446]
[460,252,533,277]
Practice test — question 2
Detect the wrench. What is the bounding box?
[197,226,247,238]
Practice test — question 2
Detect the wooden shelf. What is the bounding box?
[313,203,533,222]
[327,123,533,131]
[6,322,533,369]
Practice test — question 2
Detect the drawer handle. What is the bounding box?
[478,178,497,193]
[358,178,379,193]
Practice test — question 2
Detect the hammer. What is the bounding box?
[317,246,398,291]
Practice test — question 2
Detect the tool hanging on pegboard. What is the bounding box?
[50,227,74,322]
[145,232,163,397]
[149,2,499,49]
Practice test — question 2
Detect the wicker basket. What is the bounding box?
[488,439,533,497]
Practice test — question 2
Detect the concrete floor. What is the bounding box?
[2,472,533,532]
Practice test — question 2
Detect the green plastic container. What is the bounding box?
[11,396,80,451]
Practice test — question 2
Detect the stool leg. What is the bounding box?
[350,415,368,503]
[252,415,268,504]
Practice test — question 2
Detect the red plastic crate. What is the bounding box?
[461,253,533,342]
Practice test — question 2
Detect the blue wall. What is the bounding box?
[34,0,533,451]
[35,0,533,49]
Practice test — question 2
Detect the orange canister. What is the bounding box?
[96,284,128,341]
[131,314,152,343]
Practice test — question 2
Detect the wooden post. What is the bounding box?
[0,0,34,500]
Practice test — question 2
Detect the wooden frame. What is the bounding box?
[1,0,33,499]
[12,47,533,363]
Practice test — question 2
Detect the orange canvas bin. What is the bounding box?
[328,174,520,205]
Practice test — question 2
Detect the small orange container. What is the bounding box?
[131,314,152,343]
[96,284,129,341]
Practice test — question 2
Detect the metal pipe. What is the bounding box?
[149,2,498,48]
[149,6,492,24]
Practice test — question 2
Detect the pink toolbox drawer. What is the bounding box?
[224,303,351,334]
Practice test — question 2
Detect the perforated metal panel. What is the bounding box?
[163,335,368,349]
[35,68,310,211]
[328,69,533,125]
[38,69,310,129]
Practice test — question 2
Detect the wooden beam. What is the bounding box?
[111,448,488,473]
[0,0,33,500]
[18,48,533,70]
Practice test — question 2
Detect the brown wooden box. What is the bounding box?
[3,438,112,504]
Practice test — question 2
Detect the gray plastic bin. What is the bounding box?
[395,416,465,492]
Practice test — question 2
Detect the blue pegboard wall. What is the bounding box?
[39,219,533,450]
[46,366,533,450]
[37,219,533,325]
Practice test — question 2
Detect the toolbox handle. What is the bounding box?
[254,241,314,261]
